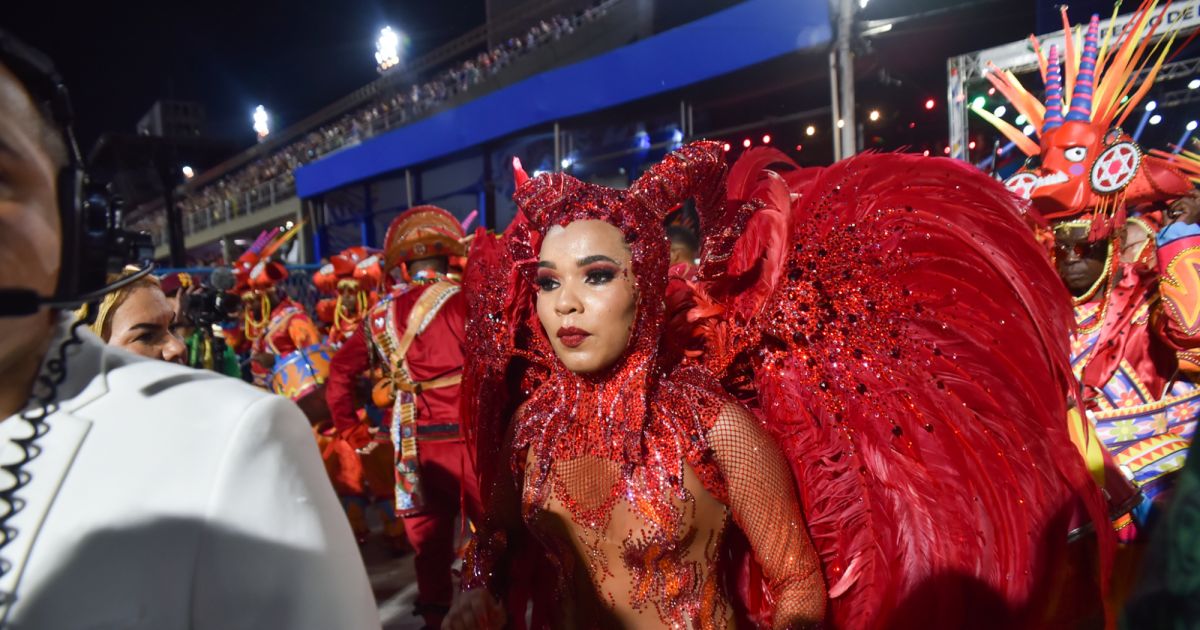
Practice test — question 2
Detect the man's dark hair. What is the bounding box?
[0,28,73,167]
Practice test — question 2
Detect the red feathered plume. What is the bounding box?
[689,151,1111,628]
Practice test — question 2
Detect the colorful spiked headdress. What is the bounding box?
[973,1,1191,237]
[232,221,305,292]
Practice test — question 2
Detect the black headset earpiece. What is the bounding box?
[0,29,154,316]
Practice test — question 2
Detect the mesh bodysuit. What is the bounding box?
[474,365,825,629]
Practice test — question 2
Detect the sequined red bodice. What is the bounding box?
[523,454,732,628]
[510,367,824,629]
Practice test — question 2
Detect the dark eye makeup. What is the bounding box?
[584,266,617,285]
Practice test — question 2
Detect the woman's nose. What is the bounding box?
[162,334,187,365]
[555,284,582,315]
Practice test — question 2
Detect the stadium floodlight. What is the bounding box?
[252,105,270,140]
[376,26,402,73]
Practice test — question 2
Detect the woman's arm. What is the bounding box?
[707,402,826,629]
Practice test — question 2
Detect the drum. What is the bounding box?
[270,344,332,402]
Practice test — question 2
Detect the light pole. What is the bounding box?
[831,0,859,159]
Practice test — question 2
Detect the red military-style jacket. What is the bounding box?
[326,278,467,449]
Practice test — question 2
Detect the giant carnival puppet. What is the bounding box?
[325,205,480,629]
[974,1,1200,541]
[450,141,1112,629]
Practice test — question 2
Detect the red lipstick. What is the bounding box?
[556,326,591,348]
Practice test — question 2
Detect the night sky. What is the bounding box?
[6,0,1193,161]
[6,0,486,149]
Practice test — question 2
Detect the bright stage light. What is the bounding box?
[376,26,403,72]
[252,105,270,140]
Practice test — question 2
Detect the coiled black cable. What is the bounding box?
[0,315,91,577]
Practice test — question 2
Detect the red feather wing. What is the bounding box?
[697,152,1109,628]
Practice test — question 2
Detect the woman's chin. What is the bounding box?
[554,350,609,375]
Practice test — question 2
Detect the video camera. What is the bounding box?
[180,267,243,374]
[182,267,242,329]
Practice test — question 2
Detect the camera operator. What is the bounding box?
[76,267,186,364]
[163,270,242,376]
[0,31,379,629]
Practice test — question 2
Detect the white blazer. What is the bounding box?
[0,320,380,629]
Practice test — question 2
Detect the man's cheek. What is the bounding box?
[0,210,59,292]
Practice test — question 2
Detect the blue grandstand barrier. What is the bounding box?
[295,0,831,198]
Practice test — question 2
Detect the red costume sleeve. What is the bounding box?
[1155,232,1200,349]
[325,323,371,448]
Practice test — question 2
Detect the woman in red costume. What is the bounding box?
[448,142,1110,629]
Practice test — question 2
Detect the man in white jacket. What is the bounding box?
[0,31,381,629]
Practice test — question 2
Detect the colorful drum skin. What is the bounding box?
[270,344,332,401]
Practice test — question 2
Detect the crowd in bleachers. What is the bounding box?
[128,2,614,244]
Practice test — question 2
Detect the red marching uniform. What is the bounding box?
[326,206,480,628]
[248,297,321,385]
[312,246,406,547]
